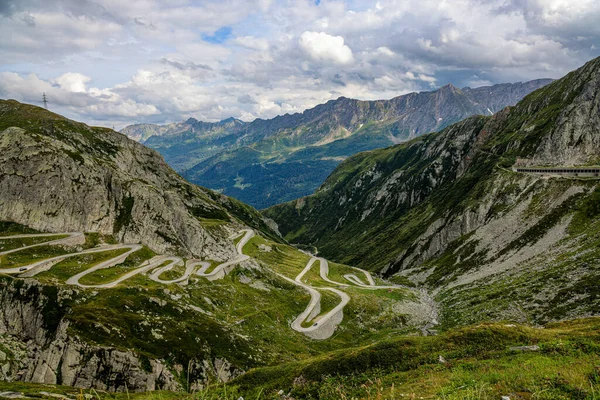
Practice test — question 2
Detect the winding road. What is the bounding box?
[277,255,403,339]
[0,230,254,288]
[0,229,402,340]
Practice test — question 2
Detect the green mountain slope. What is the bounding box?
[122,117,246,171]
[264,56,600,328]
[122,80,551,208]
[8,317,600,399]
[0,103,434,392]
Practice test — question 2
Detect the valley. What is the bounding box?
[123,80,552,209]
[0,228,419,340]
[0,220,431,394]
[0,41,599,400]
[265,57,600,333]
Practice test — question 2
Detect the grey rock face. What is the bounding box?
[0,280,180,392]
[534,59,600,166]
[0,100,278,259]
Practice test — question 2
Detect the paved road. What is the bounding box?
[300,256,398,289]
[343,268,398,289]
[0,232,84,256]
[280,255,397,339]
[1,228,405,340]
[1,230,255,288]
[5,243,140,276]
[195,229,254,281]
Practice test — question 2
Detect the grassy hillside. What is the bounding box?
[6,317,600,399]
[264,57,600,330]
[0,222,423,392]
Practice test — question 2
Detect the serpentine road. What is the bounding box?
[0,230,254,288]
[0,229,399,339]
[277,256,402,339]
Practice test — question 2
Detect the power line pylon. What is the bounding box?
[42,93,48,109]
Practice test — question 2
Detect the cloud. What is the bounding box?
[19,12,36,26]
[232,36,269,51]
[299,31,354,65]
[133,17,156,30]
[0,0,598,129]
[55,72,91,93]
[160,58,213,72]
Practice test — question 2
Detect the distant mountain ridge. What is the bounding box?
[122,79,553,208]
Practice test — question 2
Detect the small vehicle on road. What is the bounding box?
[19,267,27,272]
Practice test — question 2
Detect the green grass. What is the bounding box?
[245,235,312,279]
[0,243,73,269]
[0,221,39,236]
[196,260,223,275]
[7,318,599,399]
[0,234,68,252]
[35,248,131,284]
[77,247,156,285]
[1,229,422,390]
[156,261,188,281]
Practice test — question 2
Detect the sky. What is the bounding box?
[0,0,599,129]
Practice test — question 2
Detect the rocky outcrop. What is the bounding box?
[0,279,180,391]
[0,101,279,260]
[534,58,600,165]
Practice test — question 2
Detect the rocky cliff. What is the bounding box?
[0,278,181,391]
[0,278,246,392]
[0,100,279,260]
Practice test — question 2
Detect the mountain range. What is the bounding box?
[0,98,436,394]
[1,56,599,399]
[123,79,552,208]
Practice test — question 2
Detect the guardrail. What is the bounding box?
[514,167,600,177]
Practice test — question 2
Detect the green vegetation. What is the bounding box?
[580,186,600,218]
[0,221,39,236]
[77,247,155,285]
[148,80,550,209]
[0,234,68,252]
[114,195,135,233]
[35,248,131,284]
[0,242,73,269]
[0,223,420,393]
[5,318,600,399]
[261,58,600,344]
[156,261,187,281]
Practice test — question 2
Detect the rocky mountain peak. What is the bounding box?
[0,100,279,258]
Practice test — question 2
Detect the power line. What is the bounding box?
[42,93,48,109]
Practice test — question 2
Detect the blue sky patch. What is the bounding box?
[202,26,233,44]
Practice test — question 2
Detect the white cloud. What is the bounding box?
[377,46,394,56]
[55,73,91,93]
[299,31,354,65]
[231,36,269,51]
[0,0,598,128]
